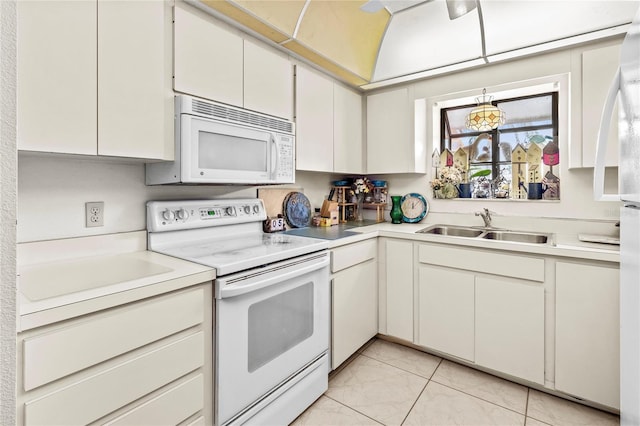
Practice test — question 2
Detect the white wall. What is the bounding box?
[0,0,17,423]
[369,37,623,222]
[17,154,336,242]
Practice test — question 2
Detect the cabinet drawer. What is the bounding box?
[331,239,377,273]
[23,286,204,391]
[417,244,544,282]
[105,374,204,426]
[24,331,204,425]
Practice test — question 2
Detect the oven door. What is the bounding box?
[215,252,329,425]
[181,115,277,184]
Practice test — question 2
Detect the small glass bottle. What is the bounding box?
[312,208,321,226]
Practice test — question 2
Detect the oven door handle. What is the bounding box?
[216,255,329,299]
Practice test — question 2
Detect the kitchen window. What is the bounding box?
[439,91,560,200]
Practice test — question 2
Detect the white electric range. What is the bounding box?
[147,199,330,426]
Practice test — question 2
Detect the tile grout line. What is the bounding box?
[428,357,444,380]
[358,351,442,381]
[399,358,443,425]
[429,378,529,418]
[322,394,385,425]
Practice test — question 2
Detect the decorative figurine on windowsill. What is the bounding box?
[431,165,463,199]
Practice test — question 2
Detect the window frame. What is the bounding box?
[440,91,559,180]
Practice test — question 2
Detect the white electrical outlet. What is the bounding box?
[85,202,104,227]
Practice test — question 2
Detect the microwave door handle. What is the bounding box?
[594,66,621,202]
[271,135,279,180]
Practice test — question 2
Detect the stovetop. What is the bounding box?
[147,199,328,276]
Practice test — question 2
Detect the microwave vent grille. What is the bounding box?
[191,99,293,134]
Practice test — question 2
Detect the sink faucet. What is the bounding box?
[475,208,492,228]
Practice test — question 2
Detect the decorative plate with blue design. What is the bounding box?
[283,192,312,228]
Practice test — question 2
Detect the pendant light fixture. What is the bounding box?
[465,88,506,131]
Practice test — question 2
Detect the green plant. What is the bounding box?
[469,169,491,179]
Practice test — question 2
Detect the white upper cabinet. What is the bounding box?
[366,88,426,174]
[581,43,621,168]
[17,0,173,160]
[244,40,293,120]
[334,84,364,174]
[174,3,243,108]
[98,0,173,160]
[296,64,364,174]
[174,4,294,120]
[295,65,334,172]
[17,0,97,155]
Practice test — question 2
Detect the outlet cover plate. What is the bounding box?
[85,202,104,227]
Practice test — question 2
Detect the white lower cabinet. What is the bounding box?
[375,237,620,409]
[414,243,545,384]
[555,261,620,409]
[417,265,474,362]
[331,239,377,369]
[17,283,213,426]
[380,238,414,342]
[475,276,544,384]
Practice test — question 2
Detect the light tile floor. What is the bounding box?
[292,338,620,426]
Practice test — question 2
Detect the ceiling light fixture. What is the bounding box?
[446,0,477,20]
[465,88,506,131]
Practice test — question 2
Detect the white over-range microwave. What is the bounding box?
[146,95,295,185]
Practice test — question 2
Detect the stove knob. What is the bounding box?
[253,205,260,214]
[244,205,251,214]
[225,207,234,215]
[162,209,175,221]
[176,208,189,220]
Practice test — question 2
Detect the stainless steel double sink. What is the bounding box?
[416,224,553,245]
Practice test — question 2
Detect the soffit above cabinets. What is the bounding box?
[481,0,639,56]
[193,0,639,90]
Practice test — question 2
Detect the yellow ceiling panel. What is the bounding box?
[197,0,389,85]
[295,1,389,81]
[200,0,291,43]
[233,0,306,36]
[283,40,368,87]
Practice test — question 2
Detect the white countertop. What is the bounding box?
[17,231,215,331]
[324,222,620,263]
[16,220,618,330]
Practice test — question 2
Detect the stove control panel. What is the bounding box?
[147,199,267,232]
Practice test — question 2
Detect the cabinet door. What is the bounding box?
[417,265,474,361]
[244,40,293,120]
[582,44,621,168]
[17,0,97,154]
[384,239,414,341]
[295,65,334,172]
[98,0,173,160]
[174,3,243,107]
[366,88,411,173]
[334,84,363,174]
[332,258,377,369]
[475,276,544,384]
[556,262,620,408]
